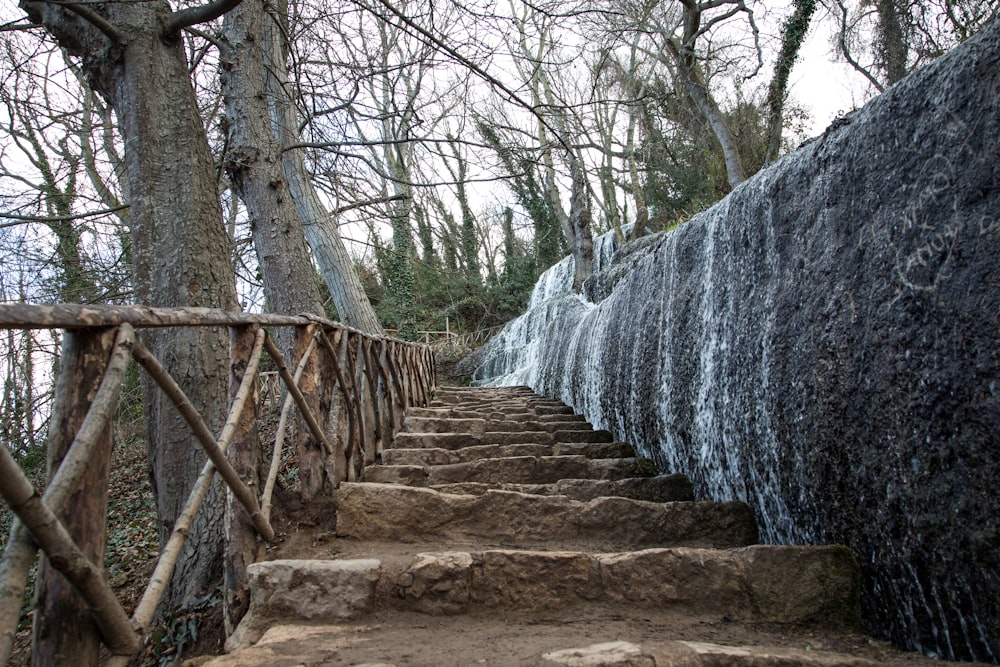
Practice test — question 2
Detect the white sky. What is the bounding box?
[792,9,876,135]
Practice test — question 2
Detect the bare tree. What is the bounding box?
[262,0,384,333]
[19,0,242,625]
[220,0,325,325]
[823,0,999,93]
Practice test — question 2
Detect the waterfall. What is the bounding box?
[470,21,1000,664]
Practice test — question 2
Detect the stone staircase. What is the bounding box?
[195,387,955,666]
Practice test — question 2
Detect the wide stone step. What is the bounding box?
[534,404,576,416]
[218,629,886,667]
[406,406,491,419]
[369,455,650,486]
[335,483,758,548]
[428,394,541,409]
[480,430,553,444]
[400,416,488,434]
[430,473,695,503]
[396,545,859,621]
[402,416,598,435]
[550,429,613,443]
[382,442,635,467]
[392,432,482,450]
[433,386,533,399]
[229,544,859,650]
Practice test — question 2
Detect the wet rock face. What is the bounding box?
[472,21,1000,664]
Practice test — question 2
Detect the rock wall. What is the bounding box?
[471,20,1000,663]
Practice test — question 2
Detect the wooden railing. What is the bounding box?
[0,304,435,665]
[385,323,505,354]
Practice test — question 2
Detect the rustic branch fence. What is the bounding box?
[385,323,505,355]
[0,304,435,666]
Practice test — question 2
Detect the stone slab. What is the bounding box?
[227,558,380,651]
[335,483,757,548]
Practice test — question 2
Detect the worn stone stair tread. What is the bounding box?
[381,441,635,467]
[334,482,758,548]
[368,454,651,486]
[407,406,591,422]
[203,617,951,667]
[402,416,596,434]
[392,431,483,450]
[429,473,695,503]
[400,416,489,434]
[228,544,858,650]
[540,640,882,666]
[393,545,859,621]
[480,430,554,444]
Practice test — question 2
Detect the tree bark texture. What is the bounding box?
[32,329,115,667]
[876,0,909,85]
[568,156,595,291]
[221,0,325,349]
[260,2,385,335]
[765,0,817,163]
[20,0,241,609]
[676,58,747,189]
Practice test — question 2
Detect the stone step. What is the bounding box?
[407,408,585,423]
[382,441,635,467]
[394,545,859,621]
[215,623,920,667]
[430,473,695,503]
[400,416,488,434]
[228,544,859,650]
[433,386,533,397]
[481,430,553,444]
[368,455,648,486]
[335,483,758,548]
[433,386,533,396]
[541,640,879,667]
[479,429,613,445]
[534,404,576,416]
[428,393,540,406]
[401,415,596,435]
[392,432,483,450]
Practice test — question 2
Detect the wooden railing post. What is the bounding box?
[379,341,404,435]
[32,327,116,667]
[291,325,330,498]
[224,324,262,636]
[353,337,372,466]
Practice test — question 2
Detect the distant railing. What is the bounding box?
[0,304,434,666]
[385,321,505,355]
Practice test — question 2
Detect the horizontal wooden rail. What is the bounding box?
[0,303,436,666]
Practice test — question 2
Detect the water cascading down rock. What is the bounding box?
[471,20,1000,664]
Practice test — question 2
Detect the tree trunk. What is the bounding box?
[31,329,115,667]
[21,0,241,610]
[568,156,595,290]
[261,1,385,335]
[675,58,746,189]
[876,0,909,85]
[221,0,325,339]
[765,0,817,164]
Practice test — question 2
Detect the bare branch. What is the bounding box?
[0,204,130,226]
[163,0,244,35]
[359,0,573,152]
[36,1,123,43]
